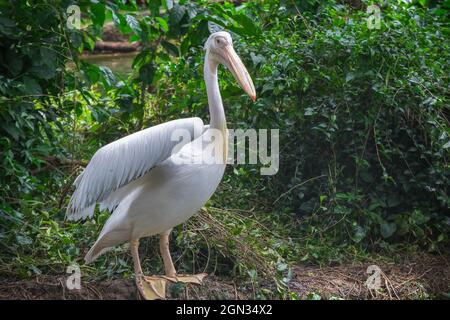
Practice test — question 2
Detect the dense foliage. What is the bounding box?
[0,0,448,298]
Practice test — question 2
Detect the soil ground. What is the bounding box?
[1,252,448,300]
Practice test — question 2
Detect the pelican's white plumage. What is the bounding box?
[66,117,204,220]
[84,130,227,263]
[66,31,256,300]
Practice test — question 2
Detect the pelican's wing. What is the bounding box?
[66,117,204,221]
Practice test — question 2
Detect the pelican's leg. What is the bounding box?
[130,239,167,300]
[159,230,176,277]
[159,230,208,284]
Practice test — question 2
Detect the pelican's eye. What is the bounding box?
[215,37,227,47]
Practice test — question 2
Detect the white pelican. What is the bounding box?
[66,31,256,299]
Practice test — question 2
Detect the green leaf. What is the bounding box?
[169,4,186,25]
[148,0,162,16]
[233,13,258,36]
[276,262,288,272]
[189,20,209,46]
[410,210,430,225]
[29,265,42,275]
[132,50,152,69]
[29,66,56,80]
[382,194,402,208]
[126,15,141,35]
[138,62,156,86]
[380,222,397,238]
[38,47,57,68]
[306,293,321,300]
[164,0,174,10]
[111,10,121,26]
[247,269,257,279]
[262,82,274,94]
[250,52,265,66]
[20,77,42,95]
[110,10,129,33]
[155,17,169,32]
[1,123,21,141]
[352,225,366,243]
[70,31,83,49]
[91,3,105,26]
[0,17,17,36]
[304,107,314,116]
[81,62,101,83]
[208,21,223,33]
[4,50,23,76]
[345,72,355,82]
[161,40,179,57]
[83,33,96,52]
[99,66,116,87]
[180,37,191,55]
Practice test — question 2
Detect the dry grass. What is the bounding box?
[289,252,450,300]
[186,207,284,279]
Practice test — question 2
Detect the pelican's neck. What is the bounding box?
[204,55,227,133]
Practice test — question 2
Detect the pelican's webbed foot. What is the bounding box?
[136,274,167,300]
[163,272,208,285]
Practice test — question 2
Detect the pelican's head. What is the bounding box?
[204,31,256,101]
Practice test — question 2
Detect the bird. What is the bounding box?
[66,31,256,300]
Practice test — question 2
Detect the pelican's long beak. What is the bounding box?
[222,45,256,101]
